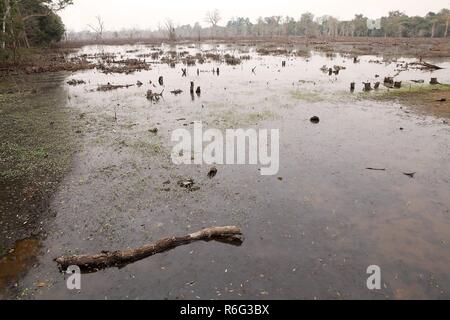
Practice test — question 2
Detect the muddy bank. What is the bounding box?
[369,84,450,119]
[0,48,94,76]
[0,74,79,257]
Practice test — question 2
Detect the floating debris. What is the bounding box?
[67,79,86,86]
[403,172,416,178]
[208,167,218,179]
[97,83,134,91]
[310,116,320,124]
[146,89,164,102]
[178,179,200,191]
[170,89,183,95]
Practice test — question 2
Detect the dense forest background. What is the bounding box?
[69,9,450,41]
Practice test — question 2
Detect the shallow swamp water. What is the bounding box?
[1,43,450,299]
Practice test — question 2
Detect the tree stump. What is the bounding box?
[394,81,402,89]
[158,76,164,86]
[430,78,439,85]
[190,82,195,94]
[384,77,394,85]
[374,82,380,90]
[363,82,372,91]
[350,82,355,92]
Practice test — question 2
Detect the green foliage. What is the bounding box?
[33,12,65,44]
[221,9,450,38]
[0,0,71,59]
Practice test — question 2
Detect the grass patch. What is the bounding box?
[211,109,278,127]
[0,87,77,255]
[369,84,450,99]
[291,90,325,102]
[363,83,450,119]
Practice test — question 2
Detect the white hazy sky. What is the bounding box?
[60,0,450,31]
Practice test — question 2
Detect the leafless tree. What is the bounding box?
[88,16,105,40]
[205,9,221,27]
[205,9,221,36]
[164,19,176,41]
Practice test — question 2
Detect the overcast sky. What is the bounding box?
[60,0,450,31]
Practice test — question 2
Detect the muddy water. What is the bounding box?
[2,44,450,299]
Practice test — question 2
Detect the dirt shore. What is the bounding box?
[0,74,79,256]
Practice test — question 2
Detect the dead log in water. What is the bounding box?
[97,83,134,92]
[55,226,243,272]
[410,61,443,71]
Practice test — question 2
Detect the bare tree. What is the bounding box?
[164,19,176,41]
[88,16,105,40]
[205,9,221,36]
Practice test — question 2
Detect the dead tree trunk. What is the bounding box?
[363,82,372,91]
[2,0,11,50]
[394,81,402,89]
[55,226,242,272]
[445,15,449,38]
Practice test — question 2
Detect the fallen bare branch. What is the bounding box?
[55,226,242,272]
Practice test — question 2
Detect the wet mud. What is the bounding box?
[1,43,449,300]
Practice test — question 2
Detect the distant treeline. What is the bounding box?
[67,9,450,42]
